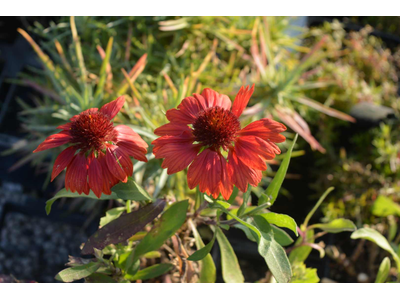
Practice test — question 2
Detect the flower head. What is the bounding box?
[152,86,286,200]
[33,97,148,198]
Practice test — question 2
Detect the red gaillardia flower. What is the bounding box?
[152,85,287,200]
[33,97,148,198]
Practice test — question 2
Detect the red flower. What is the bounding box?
[152,86,286,200]
[33,97,148,198]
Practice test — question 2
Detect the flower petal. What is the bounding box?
[114,146,133,177]
[154,122,192,137]
[100,96,125,120]
[98,151,119,195]
[51,146,77,181]
[115,125,148,149]
[234,138,268,171]
[165,95,206,124]
[57,123,72,130]
[231,84,255,117]
[65,153,88,194]
[88,153,103,198]
[154,140,201,175]
[218,157,233,200]
[106,145,128,183]
[228,148,262,192]
[187,149,222,197]
[201,88,232,111]
[33,131,72,153]
[238,118,286,143]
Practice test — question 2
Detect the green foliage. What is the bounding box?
[375,257,391,283]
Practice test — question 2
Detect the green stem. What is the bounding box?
[303,187,334,229]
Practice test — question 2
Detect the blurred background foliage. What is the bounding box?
[5,16,400,281]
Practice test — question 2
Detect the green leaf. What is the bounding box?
[261,212,298,236]
[351,228,400,270]
[251,216,292,283]
[94,37,113,98]
[81,199,166,255]
[271,225,294,246]
[311,218,356,233]
[126,264,174,281]
[259,134,298,206]
[371,195,400,217]
[290,262,320,283]
[85,273,117,283]
[45,189,116,215]
[188,232,216,261]
[190,221,216,283]
[375,257,391,283]
[132,200,189,261]
[55,262,101,283]
[111,178,153,202]
[289,229,315,264]
[215,227,244,283]
[99,207,126,227]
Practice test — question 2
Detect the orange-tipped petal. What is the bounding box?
[88,153,103,198]
[51,146,77,181]
[231,84,255,117]
[100,96,125,120]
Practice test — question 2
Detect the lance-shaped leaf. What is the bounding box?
[261,212,298,236]
[188,232,216,261]
[126,264,174,281]
[55,262,102,283]
[189,220,216,283]
[81,199,166,255]
[215,227,244,283]
[351,228,400,271]
[132,200,189,261]
[251,215,292,283]
[375,257,391,283]
[310,218,356,233]
[111,178,153,201]
[259,134,298,206]
[371,195,400,217]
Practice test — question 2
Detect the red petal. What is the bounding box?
[57,123,72,130]
[100,96,125,120]
[155,141,201,175]
[33,131,72,153]
[234,138,268,171]
[187,149,221,197]
[151,131,195,153]
[228,149,262,192]
[117,141,148,162]
[154,122,191,137]
[219,157,233,200]
[98,152,119,195]
[106,145,128,183]
[65,153,88,194]
[201,88,232,111]
[238,118,286,143]
[165,95,206,124]
[231,84,255,117]
[51,146,77,181]
[114,125,148,149]
[114,146,133,177]
[88,153,103,198]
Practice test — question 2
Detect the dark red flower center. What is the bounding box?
[70,111,117,153]
[192,106,240,151]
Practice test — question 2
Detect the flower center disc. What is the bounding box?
[192,107,240,151]
[70,111,116,153]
